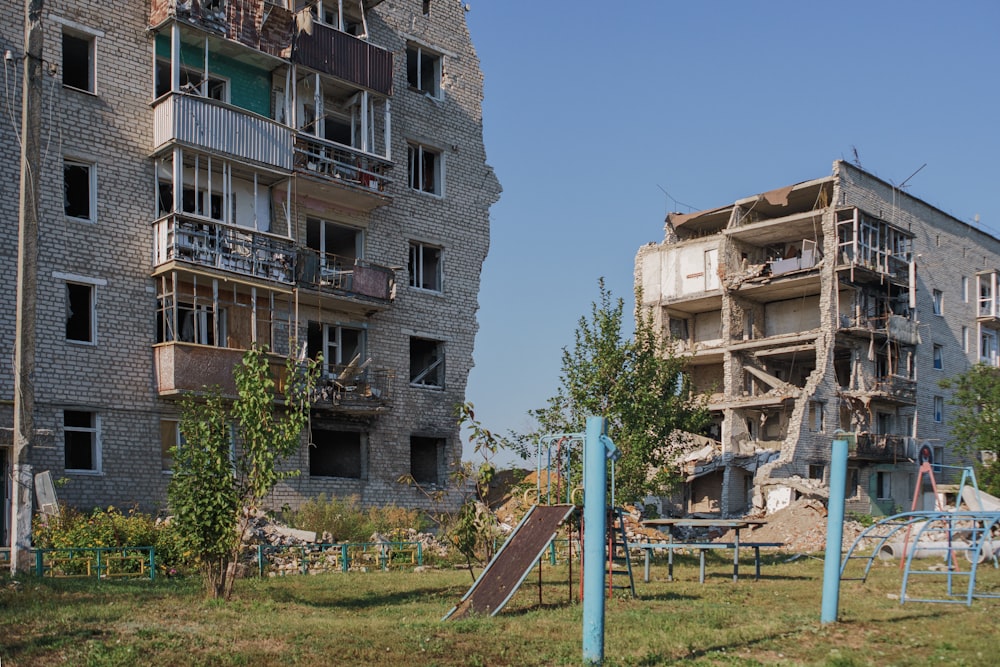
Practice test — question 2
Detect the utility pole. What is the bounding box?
[11,0,43,575]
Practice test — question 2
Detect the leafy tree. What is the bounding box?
[939,363,1000,496]
[524,279,708,503]
[168,345,319,599]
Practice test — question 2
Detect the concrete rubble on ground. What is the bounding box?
[239,511,450,577]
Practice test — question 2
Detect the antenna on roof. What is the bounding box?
[851,146,863,169]
[898,163,927,189]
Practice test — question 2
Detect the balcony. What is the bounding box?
[296,249,395,304]
[153,93,294,171]
[154,343,288,397]
[841,374,917,405]
[294,134,392,210]
[836,208,912,285]
[291,18,393,96]
[838,313,920,346]
[849,433,915,462]
[313,364,394,415]
[153,214,297,284]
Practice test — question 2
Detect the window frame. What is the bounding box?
[932,289,943,316]
[933,395,944,423]
[407,142,443,196]
[61,28,96,94]
[154,58,230,103]
[160,418,181,473]
[64,409,101,474]
[409,336,444,388]
[65,281,96,344]
[875,471,891,500]
[64,158,97,222]
[409,435,444,486]
[406,44,442,98]
[309,428,366,479]
[933,344,943,370]
[408,241,442,292]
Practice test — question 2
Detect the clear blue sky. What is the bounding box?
[462,0,1000,464]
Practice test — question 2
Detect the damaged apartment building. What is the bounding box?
[0,0,500,543]
[637,160,998,517]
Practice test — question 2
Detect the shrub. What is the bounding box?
[284,494,430,543]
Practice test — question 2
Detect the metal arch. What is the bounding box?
[841,510,1000,605]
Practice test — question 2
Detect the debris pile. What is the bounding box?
[723,498,868,553]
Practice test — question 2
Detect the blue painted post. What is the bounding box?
[821,436,849,624]
[582,416,607,665]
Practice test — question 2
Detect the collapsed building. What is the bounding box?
[0,0,500,544]
[636,160,996,517]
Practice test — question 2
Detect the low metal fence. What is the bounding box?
[257,541,423,577]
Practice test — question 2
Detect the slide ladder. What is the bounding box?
[605,507,635,597]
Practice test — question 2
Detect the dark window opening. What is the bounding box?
[64,161,92,220]
[66,283,94,342]
[62,32,93,92]
[409,337,443,387]
[64,410,96,471]
[310,429,362,478]
[406,46,440,97]
[409,242,442,291]
[410,436,442,485]
[407,143,440,194]
[808,464,824,481]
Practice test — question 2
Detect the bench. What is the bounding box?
[630,541,784,583]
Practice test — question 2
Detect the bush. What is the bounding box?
[32,504,194,575]
[284,494,429,543]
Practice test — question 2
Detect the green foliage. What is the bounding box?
[524,279,709,502]
[284,494,429,542]
[167,345,319,599]
[939,363,1000,496]
[32,504,194,574]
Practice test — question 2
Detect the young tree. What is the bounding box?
[939,363,1000,496]
[525,279,708,502]
[168,345,319,599]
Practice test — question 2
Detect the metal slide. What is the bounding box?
[443,504,576,620]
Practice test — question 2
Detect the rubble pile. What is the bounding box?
[239,511,451,576]
[726,498,868,553]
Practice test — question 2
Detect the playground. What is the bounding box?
[3,553,999,666]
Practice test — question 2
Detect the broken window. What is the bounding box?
[406,45,441,97]
[62,29,95,93]
[306,219,362,286]
[875,471,891,500]
[410,436,443,486]
[407,142,441,195]
[66,282,95,343]
[981,329,998,365]
[668,316,689,341]
[306,321,365,377]
[64,410,99,472]
[157,299,223,346]
[933,396,944,423]
[409,242,442,292]
[409,337,444,387]
[808,464,824,481]
[160,419,180,472]
[309,429,364,478]
[154,60,229,101]
[808,402,824,432]
[64,159,96,221]
[845,467,860,499]
[933,344,943,370]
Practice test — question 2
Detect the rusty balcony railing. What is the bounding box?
[294,134,392,193]
[296,249,395,302]
[153,214,297,284]
[850,434,915,462]
[313,365,394,412]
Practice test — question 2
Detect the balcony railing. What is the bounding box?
[838,313,920,346]
[296,249,395,302]
[872,375,917,404]
[313,366,394,413]
[153,214,297,284]
[291,17,393,95]
[850,433,915,462]
[294,134,392,194]
[153,93,294,171]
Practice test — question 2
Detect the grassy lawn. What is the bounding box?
[2,552,999,666]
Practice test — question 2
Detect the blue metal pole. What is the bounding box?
[582,416,607,665]
[821,436,848,624]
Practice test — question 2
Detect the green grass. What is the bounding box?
[2,552,999,666]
